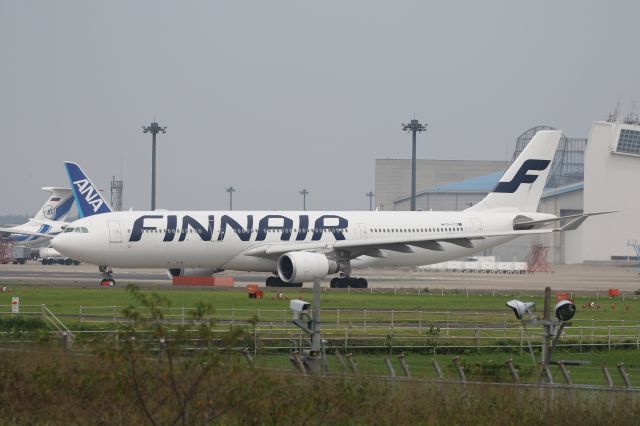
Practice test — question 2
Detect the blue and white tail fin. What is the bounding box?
[466,130,561,212]
[32,187,74,222]
[64,162,113,218]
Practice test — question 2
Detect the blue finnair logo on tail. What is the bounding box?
[64,162,112,217]
[493,159,551,193]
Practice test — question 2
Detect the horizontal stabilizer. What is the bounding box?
[514,211,617,231]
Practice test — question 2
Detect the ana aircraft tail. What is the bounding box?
[32,187,74,222]
[466,130,561,212]
[64,162,113,218]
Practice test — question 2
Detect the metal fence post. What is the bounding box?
[254,324,258,356]
[558,362,572,385]
[602,366,614,387]
[432,359,443,380]
[452,356,465,382]
[520,329,524,354]
[541,365,553,384]
[181,307,185,325]
[242,348,254,367]
[506,359,520,384]
[446,312,450,336]
[617,363,632,389]
[112,305,116,322]
[290,351,306,376]
[346,353,358,374]
[503,313,507,337]
[476,327,480,351]
[608,326,611,351]
[384,355,396,379]
[398,353,411,378]
[363,309,367,335]
[344,328,349,351]
[579,326,583,352]
[40,304,46,321]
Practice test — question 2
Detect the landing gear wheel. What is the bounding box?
[330,276,368,289]
[266,276,303,288]
[99,266,115,286]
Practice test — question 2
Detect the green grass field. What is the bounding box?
[2,283,640,388]
[2,284,639,321]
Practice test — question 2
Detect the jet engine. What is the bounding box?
[166,268,223,279]
[277,252,338,283]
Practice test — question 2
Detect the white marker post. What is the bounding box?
[11,297,19,314]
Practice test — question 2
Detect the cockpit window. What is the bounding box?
[64,227,75,233]
[80,227,89,233]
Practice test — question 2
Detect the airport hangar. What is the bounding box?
[375,118,640,265]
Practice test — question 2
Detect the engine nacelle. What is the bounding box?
[277,252,338,283]
[166,268,222,279]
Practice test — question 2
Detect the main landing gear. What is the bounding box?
[330,274,368,289]
[99,265,115,286]
[265,275,303,288]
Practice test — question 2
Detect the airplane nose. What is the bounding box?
[51,233,74,256]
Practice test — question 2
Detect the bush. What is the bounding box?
[0,316,48,332]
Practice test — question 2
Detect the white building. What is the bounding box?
[582,119,640,263]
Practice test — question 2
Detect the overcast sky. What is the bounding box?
[1,1,638,214]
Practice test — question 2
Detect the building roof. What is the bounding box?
[392,171,583,204]
[433,171,503,192]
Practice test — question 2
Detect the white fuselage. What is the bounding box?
[52,210,553,272]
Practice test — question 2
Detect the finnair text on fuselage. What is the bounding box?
[130,213,349,242]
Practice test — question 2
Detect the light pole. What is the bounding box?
[299,189,309,211]
[402,118,427,211]
[226,186,235,210]
[366,191,375,211]
[142,121,167,211]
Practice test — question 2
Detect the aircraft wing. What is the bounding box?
[0,227,57,240]
[243,228,556,260]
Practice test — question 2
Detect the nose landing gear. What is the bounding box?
[99,265,115,286]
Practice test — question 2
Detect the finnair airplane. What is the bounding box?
[0,187,74,248]
[52,130,607,287]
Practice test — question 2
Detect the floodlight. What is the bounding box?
[506,299,535,320]
[554,300,576,321]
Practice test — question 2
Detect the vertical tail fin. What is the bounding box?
[64,162,113,218]
[466,130,561,212]
[33,187,74,221]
